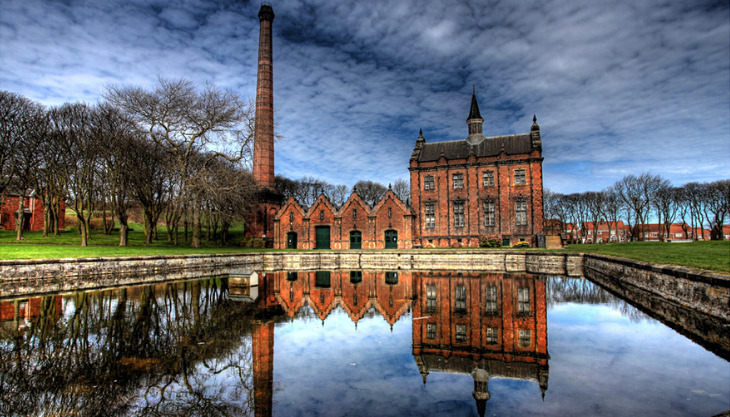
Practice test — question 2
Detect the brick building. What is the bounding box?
[0,192,66,232]
[412,271,549,415]
[273,188,415,249]
[409,91,544,247]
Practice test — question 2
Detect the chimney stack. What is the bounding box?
[253,4,275,187]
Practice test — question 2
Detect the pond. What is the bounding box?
[1,270,728,417]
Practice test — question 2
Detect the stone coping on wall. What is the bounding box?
[0,250,583,282]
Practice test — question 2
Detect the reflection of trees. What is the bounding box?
[0,278,271,417]
[546,277,649,322]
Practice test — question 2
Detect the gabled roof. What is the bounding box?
[339,192,372,216]
[274,197,307,220]
[305,194,337,218]
[371,189,411,215]
[417,134,533,162]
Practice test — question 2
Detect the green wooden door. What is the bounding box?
[287,232,297,249]
[384,229,398,249]
[350,231,362,249]
[315,226,330,249]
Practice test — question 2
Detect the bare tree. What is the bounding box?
[602,186,623,241]
[584,191,605,243]
[93,103,140,246]
[701,179,730,240]
[0,93,48,240]
[49,103,100,246]
[0,91,29,203]
[392,178,410,204]
[655,185,681,241]
[106,77,254,248]
[127,138,172,245]
[354,180,387,207]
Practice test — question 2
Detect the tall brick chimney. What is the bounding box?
[246,4,281,242]
[253,4,275,188]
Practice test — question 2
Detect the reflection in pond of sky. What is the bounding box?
[0,271,728,417]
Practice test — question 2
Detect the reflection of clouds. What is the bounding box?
[1,0,728,192]
[547,303,730,417]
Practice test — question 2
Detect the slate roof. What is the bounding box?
[417,133,533,162]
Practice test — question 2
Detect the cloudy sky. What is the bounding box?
[1,0,728,194]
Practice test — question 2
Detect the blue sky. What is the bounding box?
[1,0,728,194]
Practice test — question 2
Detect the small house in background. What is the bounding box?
[0,190,66,232]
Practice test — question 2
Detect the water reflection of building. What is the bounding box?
[269,270,414,328]
[234,270,548,417]
[0,296,63,333]
[412,272,549,417]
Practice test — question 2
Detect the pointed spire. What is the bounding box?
[467,87,485,145]
[531,114,540,132]
[468,88,482,121]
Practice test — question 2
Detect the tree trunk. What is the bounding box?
[78,215,88,247]
[119,222,129,246]
[16,197,25,241]
[192,200,201,248]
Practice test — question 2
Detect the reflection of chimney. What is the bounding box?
[253,4,275,188]
[253,320,274,417]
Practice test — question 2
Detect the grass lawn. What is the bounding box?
[0,222,275,259]
[1,225,728,273]
[556,240,730,274]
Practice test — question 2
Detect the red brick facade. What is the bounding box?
[410,93,544,247]
[273,190,415,249]
[0,195,66,232]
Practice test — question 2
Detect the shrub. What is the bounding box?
[479,234,501,248]
[513,241,530,248]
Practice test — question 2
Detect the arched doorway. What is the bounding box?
[384,229,398,249]
[350,230,362,249]
[286,232,297,249]
[315,226,330,249]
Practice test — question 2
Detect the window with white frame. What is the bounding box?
[486,327,498,344]
[485,286,498,315]
[518,329,531,347]
[455,285,467,312]
[518,287,530,314]
[424,175,435,190]
[426,284,437,312]
[515,200,527,226]
[452,173,464,188]
[424,203,435,229]
[483,170,494,187]
[483,200,495,226]
[426,323,437,339]
[453,201,465,227]
[455,325,467,342]
[514,169,526,185]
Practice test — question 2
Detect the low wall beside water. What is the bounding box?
[0,251,583,298]
[583,254,730,322]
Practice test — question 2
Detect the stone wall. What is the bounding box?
[0,251,583,298]
[583,254,730,321]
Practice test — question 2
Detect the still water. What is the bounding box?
[1,270,728,417]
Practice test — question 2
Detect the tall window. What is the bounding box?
[426,284,437,312]
[483,200,495,227]
[426,323,437,340]
[455,325,467,342]
[486,327,498,344]
[515,200,527,226]
[484,286,498,315]
[452,173,464,189]
[424,175,435,190]
[518,329,531,348]
[514,169,526,185]
[455,284,467,312]
[518,287,530,314]
[453,201,465,227]
[483,171,494,187]
[424,203,435,229]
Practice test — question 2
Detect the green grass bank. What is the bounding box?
[0,228,728,273]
